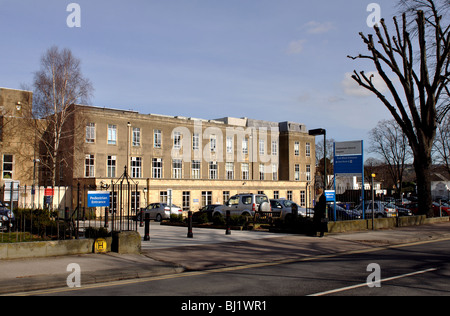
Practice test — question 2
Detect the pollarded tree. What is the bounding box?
[348,0,449,217]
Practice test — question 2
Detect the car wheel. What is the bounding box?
[242,211,251,217]
[156,214,162,222]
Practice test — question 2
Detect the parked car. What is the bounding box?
[354,201,397,218]
[138,203,183,222]
[0,206,14,231]
[395,206,413,217]
[432,202,450,217]
[270,199,310,219]
[328,204,362,221]
[192,204,223,222]
[213,193,271,218]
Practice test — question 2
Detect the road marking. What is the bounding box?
[9,237,450,296]
[309,267,439,296]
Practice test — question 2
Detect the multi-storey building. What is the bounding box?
[0,87,317,213]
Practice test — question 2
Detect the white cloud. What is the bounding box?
[286,39,306,55]
[341,72,388,97]
[304,21,335,34]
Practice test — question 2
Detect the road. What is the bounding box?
[26,238,450,298]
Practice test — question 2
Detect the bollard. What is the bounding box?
[140,209,145,227]
[187,211,194,238]
[65,207,69,221]
[144,213,150,241]
[226,210,231,235]
[104,207,109,228]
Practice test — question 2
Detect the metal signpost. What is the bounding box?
[334,140,365,219]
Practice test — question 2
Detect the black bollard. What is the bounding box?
[226,210,231,235]
[144,213,150,241]
[140,209,144,227]
[187,211,194,238]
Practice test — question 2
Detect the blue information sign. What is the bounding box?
[334,155,363,175]
[87,191,111,207]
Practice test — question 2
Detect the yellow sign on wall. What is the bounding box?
[94,238,108,254]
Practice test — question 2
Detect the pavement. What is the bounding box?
[1,221,450,295]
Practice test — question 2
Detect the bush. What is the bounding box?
[170,214,184,223]
[85,227,110,239]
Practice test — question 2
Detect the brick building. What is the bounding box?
[0,87,317,213]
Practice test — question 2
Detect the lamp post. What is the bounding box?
[309,128,327,189]
[371,173,376,230]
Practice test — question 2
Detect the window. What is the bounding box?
[259,139,265,155]
[306,165,311,181]
[192,160,201,179]
[300,191,306,207]
[202,191,212,207]
[209,162,218,180]
[131,157,142,178]
[295,164,300,181]
[274,191,279,199]
[107,156,116,178]
[131,191,140,213]
[272,164,278,181]
[287,191,293,201]
[242,163,249,180]
[85,154,95,177]
[182,191,190,212]
[173,131,181,150]
[272,140,278,156]
[172,159,183,179]
[223,191,230,204]
[242,138,248,155]
[294,142,300,156]
[160,191,168,203]
[132,128,141,147]
[154,130,162,148]
[210,135,217,152]
[193,133,200,151]
[226,162,234,180]
[226,136,233,154]
[2,155,13,179]
[86,123,95,143]
[152,158,162,179]
[259,164,265,181]
[306,143,311,157]
[108,125,117,145]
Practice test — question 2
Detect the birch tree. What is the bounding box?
[33,46,93,187]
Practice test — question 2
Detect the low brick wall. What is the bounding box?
[328,215,449,234]
[0,232,141,260]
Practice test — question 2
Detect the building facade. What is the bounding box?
[1,87,317,213]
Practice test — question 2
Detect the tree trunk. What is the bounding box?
[413,146,434,217]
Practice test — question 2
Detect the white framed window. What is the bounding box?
[108,125,117,145]
[259,164,265,181]
[152,158,162,179]
[154,130,162,148]
[173,131,181,150]
[172,159,183,179]
[86,123,95,143]
[272,164,278,181]
[272,140,278,156]
[210,135,217,152]
[294,142,300,156]
[295,164,300,181]
[306,165,311,181]
[2,155,13,179]
[107,156,116,178]
[226,162,234,180]
[306,143,311,157]
[191,160,201,179]
[226,136,233,154]
[259,139,265,156]
[242,138,248,155]
[85,154,95,177]
[209,161,218,180]
[242,163,249,180]
[132,128,141,147]
[193,133,200,151]
[131,157,142,178]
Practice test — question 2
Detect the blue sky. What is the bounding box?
[0,0,399,149]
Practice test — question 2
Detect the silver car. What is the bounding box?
[213,193,271,217]
[270,199,310,219]
[139,203,183,222]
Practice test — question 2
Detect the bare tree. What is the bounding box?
[348,0,449,217]
[33,46,93,187]
[369,119,413,197]
[434,114,450,174]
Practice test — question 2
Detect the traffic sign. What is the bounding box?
[87,191,111,207]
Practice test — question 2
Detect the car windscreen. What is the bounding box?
[255,195,268,204]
